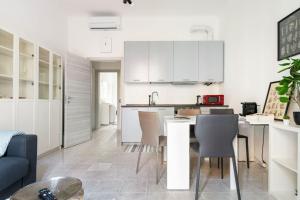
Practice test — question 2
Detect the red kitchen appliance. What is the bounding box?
[203,95,224,105]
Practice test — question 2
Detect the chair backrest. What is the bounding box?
[138,111,161,146]
[178,108,201,116]
[210,108,234,115]
[195,114,239,157]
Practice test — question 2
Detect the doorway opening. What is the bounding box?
[91,60,121,131]
[99,72,118,125]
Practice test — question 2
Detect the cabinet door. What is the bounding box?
[149,42,173,82]
[198,41,224,82]
[150,107,175,133]
[173,41,199,82]
[50,100,61,149]
[121,107,149,143]
[37,101,50,155]
[124,42,149,83]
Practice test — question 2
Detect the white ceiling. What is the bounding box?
[62,0,229,17]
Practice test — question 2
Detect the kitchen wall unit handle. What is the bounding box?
[133,79,141,82]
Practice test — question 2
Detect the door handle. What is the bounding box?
[65,96,72,104]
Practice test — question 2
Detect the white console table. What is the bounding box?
[269,122,300,200]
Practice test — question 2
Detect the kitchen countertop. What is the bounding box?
[121,104,229,107]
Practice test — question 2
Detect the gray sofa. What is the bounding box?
[0,135,37,199]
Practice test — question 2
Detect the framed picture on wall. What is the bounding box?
[263,81,290,120]
[278,7,300,61]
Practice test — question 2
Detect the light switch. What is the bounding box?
[101,37,112,53]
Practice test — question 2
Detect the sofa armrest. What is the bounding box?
[7,135,37,185]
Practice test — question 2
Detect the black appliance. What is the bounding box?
[240,102,258,116]
[196,95,201,105]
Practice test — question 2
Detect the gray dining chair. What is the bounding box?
[136,111,167,184]
[194,114,241,200]
[210,108,250,179]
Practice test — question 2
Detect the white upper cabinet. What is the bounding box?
[124,41,149,83]
[198,41,224,82]
[149,42,173,82]
[173,41,199,82]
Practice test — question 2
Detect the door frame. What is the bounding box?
[90,57,123,131]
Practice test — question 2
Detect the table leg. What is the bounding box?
[230,136,238,190]
[167,122,190,190]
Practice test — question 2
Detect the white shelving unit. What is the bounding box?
[19,38,34,99]
[0,27,63,155]
[38,47,50,100]
[0,29,14,99]
[269,122,300,200]
[53,54,62,99]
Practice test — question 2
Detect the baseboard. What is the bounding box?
[37,146,61,159]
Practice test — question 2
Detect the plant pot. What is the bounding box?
[293,112,300,125]
[283,119,290,126]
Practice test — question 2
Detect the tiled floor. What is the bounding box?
[38,126,275,200]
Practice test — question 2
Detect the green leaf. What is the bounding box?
[279,79,292,85]
[278,66,292,73]
[279,96,289,103]
[276,85,289,95]
[279,63,291,66]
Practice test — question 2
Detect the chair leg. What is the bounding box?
[218,157,220,168]
[195,154,201,200]
[161,146,164,165]
[245,137,250,168]
[156,147,160,184]
[232,155,241,200]
[209,157,212,168]
[136,144,143,174]
[221,158,224,179]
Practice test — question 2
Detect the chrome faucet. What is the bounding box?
[150,91,159,105]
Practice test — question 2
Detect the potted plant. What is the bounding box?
[276,58,300,125]
[283,115,290,126]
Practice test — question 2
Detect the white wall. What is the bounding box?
[220,0,300,114]
[68,2,300,110]
[0,0,68,53]
[68,15,224,105]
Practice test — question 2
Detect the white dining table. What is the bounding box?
[164,115,238,190]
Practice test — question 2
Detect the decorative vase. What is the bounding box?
[293,112,300,125]
[283,119,290,126]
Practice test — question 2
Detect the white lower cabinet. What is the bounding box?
[0,100,14,130]
[16,100,35,134]
[36,101,50,155]
[50,100,62,150]
[121,107,175,143]
[121,107,148,143]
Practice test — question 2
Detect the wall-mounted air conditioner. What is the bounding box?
[89,16,121,31]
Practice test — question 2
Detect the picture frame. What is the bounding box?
[277,7,300,61]
[262,81,290,120]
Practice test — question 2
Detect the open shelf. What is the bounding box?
[272,158,297,173]
[269,123,300,200]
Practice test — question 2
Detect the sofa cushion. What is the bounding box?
[0,157,29,191]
